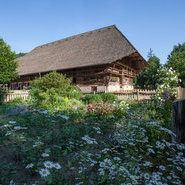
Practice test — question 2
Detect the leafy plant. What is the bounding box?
[100,93,118,103]
[65,85,83,100]
[0,38,19,83]
[30,71,71,94]
[6,97,25,106]
[84,94,102,104]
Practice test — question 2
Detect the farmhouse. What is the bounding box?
[11,25,147,93]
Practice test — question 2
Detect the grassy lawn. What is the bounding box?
[0,101,184,185]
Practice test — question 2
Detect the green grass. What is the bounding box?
[0,105,13,115]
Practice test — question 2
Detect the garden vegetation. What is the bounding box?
[0,68,184,185]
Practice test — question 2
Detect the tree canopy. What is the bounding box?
[134,49,161,89]
[165,42,185,87]
[16,52,27,58]
[0,38,19,84]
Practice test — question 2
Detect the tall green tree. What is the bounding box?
[0,38,19,84]
[165,42,185,87]
[134,49,161,89]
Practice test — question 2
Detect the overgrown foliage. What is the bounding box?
[100,93,118,103]
[134,49,161,89]
[166,42,185,87]
[0,98,184,184]
[15,52,27,58]
[30,71,83,110]
[84,94,102,104]
[0,38,19,83]
[31,71,71,94]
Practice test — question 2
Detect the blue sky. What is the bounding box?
[0,0,184,64]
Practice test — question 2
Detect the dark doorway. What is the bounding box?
[73,77,76,84]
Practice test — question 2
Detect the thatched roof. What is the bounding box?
[17,25,147,76]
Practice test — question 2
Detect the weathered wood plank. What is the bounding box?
[172,98,185,143]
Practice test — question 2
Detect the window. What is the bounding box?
[91,86,97,92]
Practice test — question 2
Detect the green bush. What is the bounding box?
[30,71,84,110]
[0,87,7,105]
[6,97,25,106]
[66,85,83,100]
[100,93,118,103]
[31,71,72,94]
[84,94,102,104]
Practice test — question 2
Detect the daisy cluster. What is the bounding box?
[74,108,185,184]
[81,135,98,144]
[25,153,61,177]
[39,161,61,177]
[32,108,51,114]
[98,158,121,177]
[0,120,26,136]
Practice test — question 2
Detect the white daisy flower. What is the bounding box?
[113,157,121,161]
[130,175,135,180]
[3,124,12,128]
[26,163,34,168]
[159,165,166,171]
[14,126,23,130]
[99,162,106,168]
[41,153,49,157]
[111,165,116,170]
[176,166,182,171]
[39,168,50,177]
[43,161,53,168]
[144,173,150,179]
[87,140,93,144]
[109,170,116,176]
[104,158,111,163]
[9,121,16,124]
[99,170,105,175]
[53,163,61,169]
[60,115,69,120]
[153,174,160,181]
[5,131,12,136]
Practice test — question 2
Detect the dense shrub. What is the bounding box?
[0,87,7,105]
[65,85,83,100]
[6,97,25,106]
[87,102,118,118]
[30,71,83,110]
[100,93,118,103]
[31,71,72,94]
[84,94,102,104]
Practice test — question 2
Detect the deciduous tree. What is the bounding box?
[0,38,19,84]
[134,49,161,89]
[165,43,185,87]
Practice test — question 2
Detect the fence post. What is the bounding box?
[137,89,139,101]
[172,98,185,143]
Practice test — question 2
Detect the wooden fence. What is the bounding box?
[113,87,185,101]
[0,87,185,103]
[0,90,29,103]
[176,86,185,99]
[112,89,156,101]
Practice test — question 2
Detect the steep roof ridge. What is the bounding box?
[31,25,116,52]
[114,26,146,62]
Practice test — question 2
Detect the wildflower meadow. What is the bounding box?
[0,69,184,185]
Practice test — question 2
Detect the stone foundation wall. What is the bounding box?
[77,85,106,93]
[77,83,134,93]
[121,85,134,90]
[107,82,120,92]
